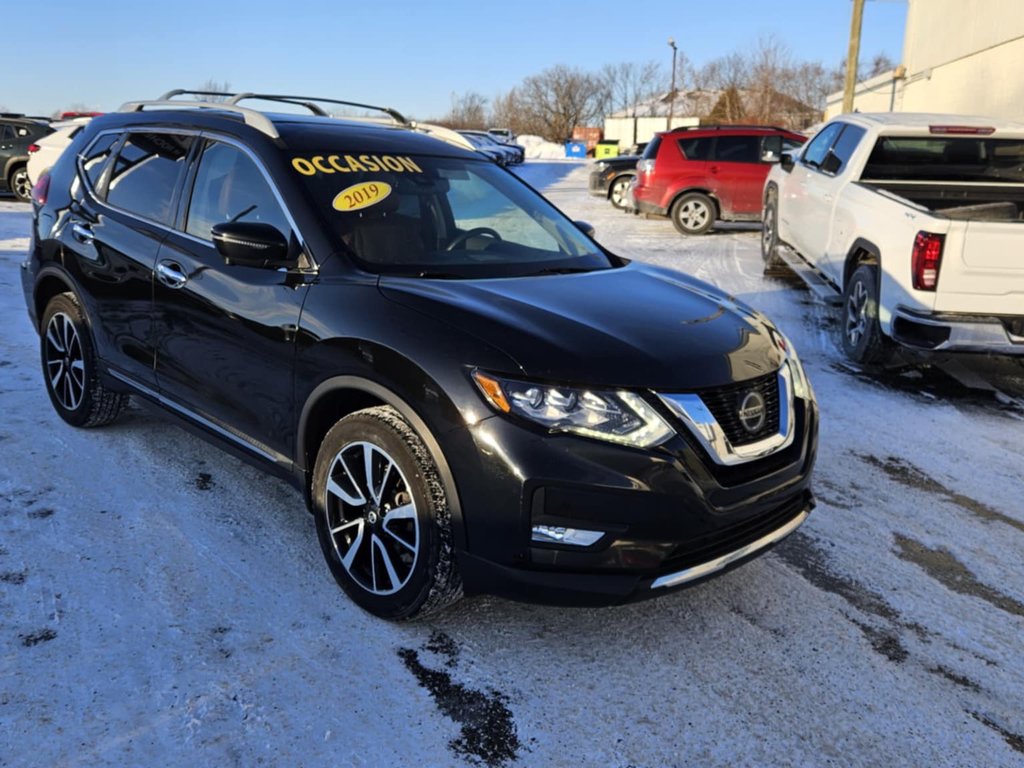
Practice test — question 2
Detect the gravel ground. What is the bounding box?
[1,165,1022,767]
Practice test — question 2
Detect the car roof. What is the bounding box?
[92,108,481,160]
[830,112,1024,133]
[663,124,799,137]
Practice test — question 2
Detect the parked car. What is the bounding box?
[633,125,806,235]
[27,117,95,186]
[457,130,509,165]
[588,155,639,210]
[764,112,1024,363]
[1,114,53,201]
[463,130,525,164]
[22,91,817,620]
[487,128,514,143]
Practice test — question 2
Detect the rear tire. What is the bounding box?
[840,265,894,365]
[670,192,715,235]
[312,406,462,620]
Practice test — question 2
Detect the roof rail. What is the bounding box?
[116,98,280,139]
[671,124,791,133]
[158,88,238,101]
[228,93,409,126]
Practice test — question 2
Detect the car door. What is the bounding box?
[780,122,844,264]
[59,130,193,388]
[153,138,310,463]
[707,135,765,218]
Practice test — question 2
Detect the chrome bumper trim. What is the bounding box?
[650,508,809,590]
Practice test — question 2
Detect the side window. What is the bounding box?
[185,141,291,241]
[829,125,868,175]
[761,135,783,162]
[713,135,760,164]
[0,125,13,141]
[106,132,193,225]
[783,137,804,152]
[677,137,712,160]
[802,123,843,168]
[79,133,120,192]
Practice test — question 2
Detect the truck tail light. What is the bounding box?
[912,232,944,291]
[32,172,50,206]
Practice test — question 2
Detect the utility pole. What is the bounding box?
[667,37,678,130]
[842,0,865,113]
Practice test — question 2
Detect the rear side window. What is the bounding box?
[642,136,662,161]
[106,132,193,225]
[677,137,712,161]
[0,125,13,141]
[829,125,868,175]
[185,141,291,241]
[713,136,760,163]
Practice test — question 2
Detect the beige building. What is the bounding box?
[825,0,1024,120]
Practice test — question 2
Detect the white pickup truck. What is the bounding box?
[762,113,1024,364]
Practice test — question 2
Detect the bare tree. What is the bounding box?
[195,79,233,102]
[515,65,606,141]
[435,91,488,129]
[489,89,524,133]
[599,60,666,120]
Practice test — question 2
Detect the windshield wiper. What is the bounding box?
[521,266,596,276]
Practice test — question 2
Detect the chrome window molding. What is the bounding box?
[658,364,795,466]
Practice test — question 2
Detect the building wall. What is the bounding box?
[602,116,699,148]
[827,0,1024,120]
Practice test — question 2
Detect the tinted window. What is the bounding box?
[186,142,291,241]
[829,125,867,174]
[80,133,120,191]
[863,136,1024,182]
[678,137,712,160]
[713,136,760,163]
[106,132,193,225]
[642,136,662,160]
[802,123,843,168]
[0,125,13,141]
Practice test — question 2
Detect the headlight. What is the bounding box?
[472,371,674,449]
[594,161,609,172]
[770,330,813,401]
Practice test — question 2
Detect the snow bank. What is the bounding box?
[516,134,569,160]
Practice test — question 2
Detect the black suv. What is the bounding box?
[21,91,818,619]
[1,114,53,201]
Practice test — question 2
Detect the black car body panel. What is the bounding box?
[21,101,818,610]
[588,155,639,197]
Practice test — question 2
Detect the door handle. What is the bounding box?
[71,223,94,245]
[156,261,188,289]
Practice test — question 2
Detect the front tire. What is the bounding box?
[840,265,894,365]
[40,293,128,427]
[608,175,632,210]
[761,191,786,272]
[9,165,32,203]
[312,406,462,620]
[670,192,716,235]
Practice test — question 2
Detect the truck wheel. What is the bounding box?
[670,193,715,235]
[40,293,128,427]
[9,165,32,202]
[609,176,632,210]
[312,405,463,620]
[761,191,786,272]
[841,265,894,365]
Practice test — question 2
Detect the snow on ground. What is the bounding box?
[516,134,572,159]
[1,169,1023,767]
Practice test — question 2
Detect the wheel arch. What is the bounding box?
[33,268,79,332]
[4,155,28,183]
[668,187,720,218]
[296,371,467,551]
[843,238,881,293]
[606,172,634,199]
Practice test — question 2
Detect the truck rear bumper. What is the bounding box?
[892,307,1024,354]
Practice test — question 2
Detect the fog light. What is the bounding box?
[531,525,604,547]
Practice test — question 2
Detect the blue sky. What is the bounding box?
[5,0,907,119]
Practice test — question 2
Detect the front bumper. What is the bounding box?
[446,394,818,606]
[892,307,1024,355]
[587,170,611,196]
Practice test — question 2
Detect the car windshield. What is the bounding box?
[294,152,614,278]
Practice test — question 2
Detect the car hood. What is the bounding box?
[378,263,783,391]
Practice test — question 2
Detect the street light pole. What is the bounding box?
[667,37,678,130]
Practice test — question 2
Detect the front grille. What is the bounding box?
[698,371,780,447]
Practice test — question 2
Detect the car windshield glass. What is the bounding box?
[294,153,614,278]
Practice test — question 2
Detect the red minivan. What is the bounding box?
[632,125,806,235]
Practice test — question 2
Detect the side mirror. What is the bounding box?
[574,220,595,239]
[780,152,796,173]
[821,151,842,175]
[211,222,289,267]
